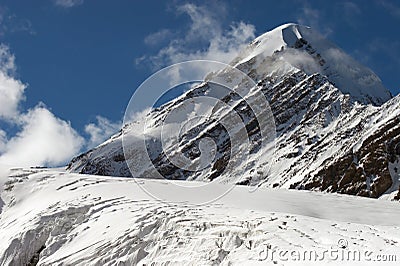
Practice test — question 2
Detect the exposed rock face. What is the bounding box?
[68,23,400,200]
[292,115,400,198]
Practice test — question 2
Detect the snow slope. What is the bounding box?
[1,168,400,265]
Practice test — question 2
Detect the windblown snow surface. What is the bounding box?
[0,168,399,265]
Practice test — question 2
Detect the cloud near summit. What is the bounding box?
[137,3,256,69]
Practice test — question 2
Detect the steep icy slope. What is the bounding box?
[67,23,399,200]
[1,168,400,265]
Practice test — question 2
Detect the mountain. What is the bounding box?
[67,23,400,200]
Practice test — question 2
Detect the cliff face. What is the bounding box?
[67,24,400,200]
[290,96,400,199]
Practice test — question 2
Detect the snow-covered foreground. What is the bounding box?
[0,168,399,265]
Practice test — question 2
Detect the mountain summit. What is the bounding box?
[68,24,400,200]
[231,23,392,105]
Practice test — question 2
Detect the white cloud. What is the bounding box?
[281,49,322,75]
[0,44,123,167]
[138,3,256,69]
[176,3,222,42]
[0,71,25,120]
[0,105,84,167]
[0,45,26,121]
[0,44,16,74]
[85,116,121,148]
[124,107,152,125]
[53,0,84,8]
[144,29,173,46]
[0,44,88,167]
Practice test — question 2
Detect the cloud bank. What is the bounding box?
[0,44,119,167]
[0,105,85,167]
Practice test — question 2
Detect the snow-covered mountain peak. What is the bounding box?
[67,23,400,201]
[255,23,306,47]
[232,23,392,106]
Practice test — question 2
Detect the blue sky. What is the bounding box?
[0,0,399,167]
